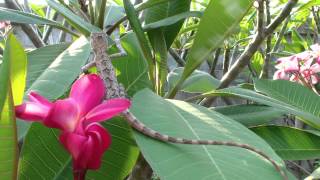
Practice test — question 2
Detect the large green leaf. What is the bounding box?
[212,105,285,126]
[0,7,75,35]
[18,37,90,140]
[26,43,70,90]
[0,87,17,180]
[111,33,152,96]
[9,35,27,105]
[19,118,139,180]
[168,0,253,98]
[123,0,155,85]
[131,89,289,180]
[104,5,125,27]
[254,79,320,128]
[144,0,191,47]
[168,67,220,93]
[0,33,26,180]
[143,11,203,31]
[251,126,320,160]
[202,81,320,129]
[46,0,100,36]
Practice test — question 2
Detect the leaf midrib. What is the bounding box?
[168,102,227,180]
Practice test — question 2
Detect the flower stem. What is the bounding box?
[73,170,87,180]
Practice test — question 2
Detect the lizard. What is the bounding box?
[86,32,288,180]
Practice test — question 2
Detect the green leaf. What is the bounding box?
[46,0,100,36]
[168,67,220,93]
[26,43,70,90]
[0,34,23,180]
[144,0,191,47]
[168,0,254,98]
[0,7,76,36]
[251,126,320,160]
[149,29,167,95]
[19,118,139,180]
[104,5,125,27]
[123,0,155,85]
[143,11,202,31]
[111,33,152,96]
[212,105,285,126]
[202,80,320,129]
[8,35,27,105]
[254,79,320,129]
[131,89,289,180]
[18,37,90,140]
[0,87,17,180]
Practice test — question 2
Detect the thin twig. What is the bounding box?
[271,16,290,53]
[5,0,45,48]
[209,48,221,78]
[169,48,185,66]
[223,47,231,75]
[42,12,59,43]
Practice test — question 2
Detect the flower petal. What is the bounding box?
[28,92,52,107]
[70,74,105,116]
[86,123,111,151]
[60,124,111,170]
[85,124,111,169]
[15,102,51,121]
[45,98,80,132]
[59,132,87,160]
[84,98,131,125]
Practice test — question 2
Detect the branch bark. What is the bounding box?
[5,0,45,48]
[202,0,298,107]
[169,48,185,66]
[127,154,153,180]
[260,0,271,78]
[209,48,221,78]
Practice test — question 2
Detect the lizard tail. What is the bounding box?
[122,110,288,180]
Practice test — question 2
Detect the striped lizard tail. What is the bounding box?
[122,110,288,180]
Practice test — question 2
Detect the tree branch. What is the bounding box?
[169,48,185,67]
[209,48,221,78]
[127,154,153,180]
[5,0,45,48]
[260,0,271,78]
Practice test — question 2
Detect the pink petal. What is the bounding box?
[311,63,320,73]
[84,98,131,125]
[295,51,311,61]
[60,124,111,170]
[273,70,289,80]
[86,123,111,151]
[59,132,87,160]
[85,124,111,169]
[311,44,320,52]
[70,74,105,116]
[44,98,80,132]
[15,102,51,121]
[28,92,52,107]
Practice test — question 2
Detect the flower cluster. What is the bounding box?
[15,74,131,179]
[273,44,320,86]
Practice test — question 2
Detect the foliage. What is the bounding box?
[1,0,320,179]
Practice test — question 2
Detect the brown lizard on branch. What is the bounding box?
[86,32,288,180]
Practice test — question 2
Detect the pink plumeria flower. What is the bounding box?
[0,21,10,29]
[15,74,131,179]
[311,44,320,63]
